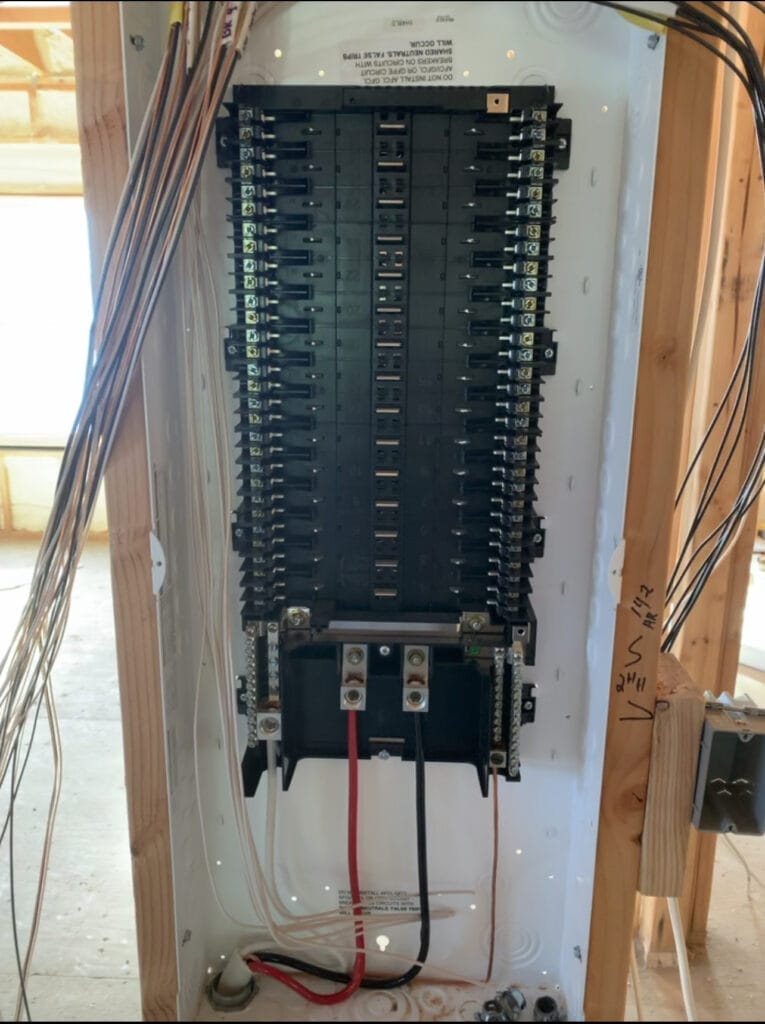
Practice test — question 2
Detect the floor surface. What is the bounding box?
[0,540,141,1021]
[0,538,763,1022]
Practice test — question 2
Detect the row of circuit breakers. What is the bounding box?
[216,85,572,796]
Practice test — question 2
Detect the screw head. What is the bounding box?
[347,647,364,666]
[557,136,568,151]
[533,532,543,544]
[267,622,278,634]
[544,347,554,359]
[378,749,390,760]
[379,645,391,657]
[345,688,362,705]
[523,699,534,711]
[407,689,424,707]
[227,344,237,355]
[490,751,505,766]
[407,649,424,666]
[287,608,306,627]
[260,716,279,735]
[468,616,484,632]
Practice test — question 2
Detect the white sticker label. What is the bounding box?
[341,38,454,85]
[338,889,420,914]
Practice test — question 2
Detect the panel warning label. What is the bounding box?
[338,889,420,915]
[341,39,454,85]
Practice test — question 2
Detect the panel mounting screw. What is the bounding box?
[468,616,484,632]
[287,608,306,627]
[557,136,568,151]
[345,688,362,705]
[260,717,279,735]
[524,699,535,711]
[227,344,237,355]
[544,348,554,359]
[378,749,390,760]
[379,645,391,656]
[347,647,365,666]
[533,532,543,544]
[407,649,424,666]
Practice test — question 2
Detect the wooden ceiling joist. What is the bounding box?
[0,5,71,31]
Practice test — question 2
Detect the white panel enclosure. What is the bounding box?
[120,3,665,1020]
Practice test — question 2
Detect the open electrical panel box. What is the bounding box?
[124,3,669,1019]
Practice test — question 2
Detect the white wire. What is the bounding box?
[667,896,697,1022]
[182,196,443,956]
[722,831,765,895]
[629,941,645,1023]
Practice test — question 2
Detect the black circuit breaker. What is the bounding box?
[217,86,571,795]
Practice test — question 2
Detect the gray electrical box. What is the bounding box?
[692,700,765,835]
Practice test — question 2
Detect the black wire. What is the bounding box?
[0,692,46,848]
[672,248,764,580]
[9,743,32,1022]
[252,714,430,989]
[682,2,765,102]
[663,469,763,650]
[665,452,764,632]
[667,468,763,603]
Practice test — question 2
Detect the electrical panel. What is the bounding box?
[217,85,571,795]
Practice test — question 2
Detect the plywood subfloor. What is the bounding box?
[626,831,765,1022]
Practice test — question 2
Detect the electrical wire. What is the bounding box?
[13,682,62,1024]
[667,896,697,1022]
[722,831,765,895]
[246,711,366,1004]
[181,211,437,951]
[484,765,499,984]
[9,745,31,1022]
[629,942,645,1023]
[251,713,431,990]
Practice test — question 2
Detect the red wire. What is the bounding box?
[246,710,366,1005]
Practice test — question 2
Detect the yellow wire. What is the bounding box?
[169,1,184,27]
[617,10,668,34]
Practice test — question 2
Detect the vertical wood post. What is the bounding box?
[584,26,724,1020]
[71,3,178,1019]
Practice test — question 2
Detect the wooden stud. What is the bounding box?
[638,655,706,896]
[71,3,178,1020]
[583,27,724,1022]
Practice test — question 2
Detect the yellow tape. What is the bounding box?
[617,10,668,34]
[169,1,184,27]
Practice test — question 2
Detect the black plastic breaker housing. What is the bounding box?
[217,85,570,795]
